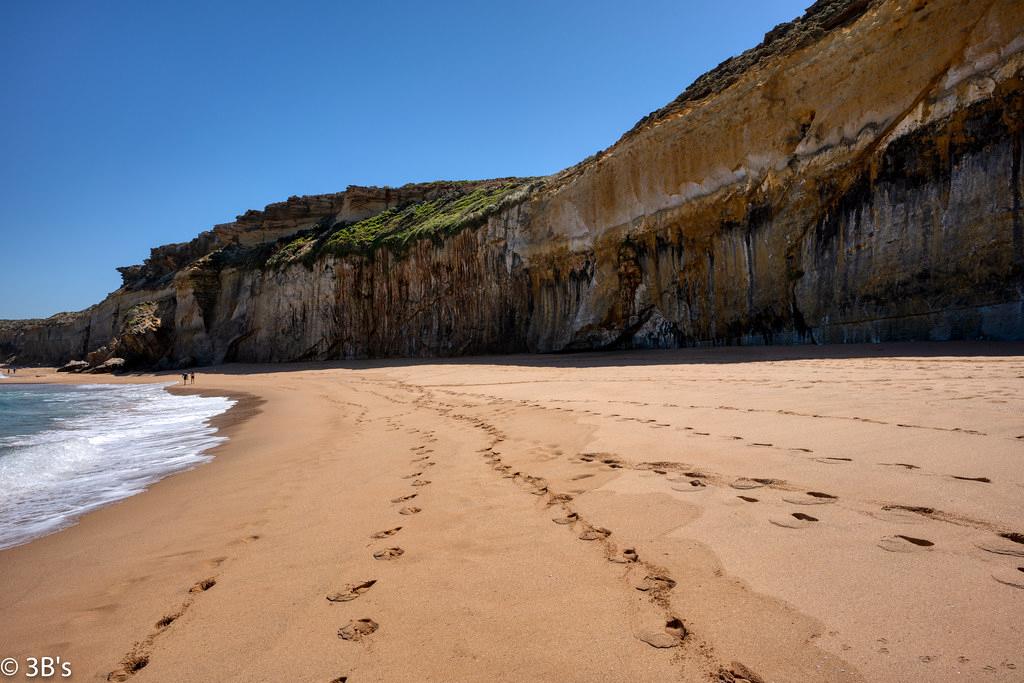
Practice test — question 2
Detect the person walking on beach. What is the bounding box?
[190,372,195,385]
[181,372,188,385]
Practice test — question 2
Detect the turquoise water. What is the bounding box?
[0,383,234,549]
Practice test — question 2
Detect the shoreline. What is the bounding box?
[167,385,266,449]
[0,370,291,682]
[0,379,259,553]
[0,344,1021,681]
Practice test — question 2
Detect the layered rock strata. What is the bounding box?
[2,0,1022,368]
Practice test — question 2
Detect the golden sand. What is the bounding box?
[1,343,1022,681]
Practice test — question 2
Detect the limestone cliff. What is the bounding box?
[3,0,1023,368]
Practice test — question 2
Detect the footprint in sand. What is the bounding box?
[719,662,766,683]
[398,506,422,515]
[769,513,818,529]
[204,556,228,569]
[578,526,611,541]
[731,478,769,490]
[609,547,639,563]
[637,617,688,648]
[391,493,417,503]
[951,475,991,483]
[373,547,404,560]
[877,535,934,552]
[327,580,377,602]
[520,475,547,491]
[402,472,423,479]
[814,457,852,464]
[571,473,595,481]
[107,651,150,681]
[782,492,837,506]
[635,574,676,592]
[552,512,579,525]
[155,612,181,629]
[979,542,1024,557]
[371,527,402,539]
[411,479,432,487]
[338,618,379,641]
[991,567,1024,589]
[979,533,1024,557]
[882,504,933,515]
[671,480,708,492]
[737,496,759,503]
[189,577,216,593]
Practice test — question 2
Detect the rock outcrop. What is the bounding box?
[2,0,1022,367]
[56,360,89,373]
[85,358,126,374]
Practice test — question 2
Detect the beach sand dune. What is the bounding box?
[0,343,1021,681]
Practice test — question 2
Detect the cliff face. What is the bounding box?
[524,0,1024,349]
[3,0,1023,368]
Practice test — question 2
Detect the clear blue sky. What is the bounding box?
[0,0,809,319]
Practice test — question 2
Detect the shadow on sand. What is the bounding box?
[121,340,1024,379]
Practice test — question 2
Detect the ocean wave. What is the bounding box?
[0,383,235,550]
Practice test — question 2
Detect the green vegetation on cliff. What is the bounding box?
[266,177,541,267]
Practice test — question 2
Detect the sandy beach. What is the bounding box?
[1,342,1022,682]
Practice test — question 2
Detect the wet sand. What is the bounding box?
[0,342,1022,681]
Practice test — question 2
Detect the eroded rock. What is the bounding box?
[1,0,1021,368]
[56,360,89,373]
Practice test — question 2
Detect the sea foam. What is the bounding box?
[0,383,235,549]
